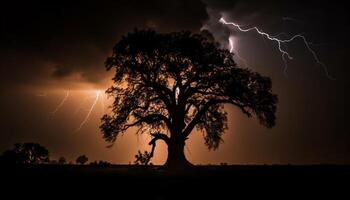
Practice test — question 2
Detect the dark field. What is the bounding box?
[1,165,349,199]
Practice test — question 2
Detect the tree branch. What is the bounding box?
[183,99,233,137]
[131,113,172,130]
[149,132,170,145]
[135,96,161,110]
[144,132,170,165]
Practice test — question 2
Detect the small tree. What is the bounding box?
[58,156,66,165]
[76,155,88,165]
[89,160,111,167]
[1,143,49,164]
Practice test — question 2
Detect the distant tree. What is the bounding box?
[89,161,98,165]
[89,160,111,167]
[97,160,111,167]
[76,155,88,165]
[0,143,49,164]
[58,156,66,165]
[101,30,278,170]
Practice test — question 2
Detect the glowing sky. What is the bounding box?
[0,0,348,164]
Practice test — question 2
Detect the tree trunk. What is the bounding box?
[163,139,193,170]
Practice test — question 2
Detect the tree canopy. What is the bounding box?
[100,30,277,167]
[76,155,89,165]
[1,143,49,164]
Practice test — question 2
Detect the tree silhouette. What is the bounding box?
[101,30,278,169]
[58,156,66,165]
[134,150,152,166]
[76,155,88,165]
[89,160,111,167]
[0,143,49,164]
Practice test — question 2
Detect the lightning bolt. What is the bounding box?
[271,32,292,39]
[100,92,106,114]
[75,90,101,132]
[219,17,334,80]
[229,36,249,68]
[74,96,93,115]
[51,90,70,115]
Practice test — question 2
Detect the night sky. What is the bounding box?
[0,0,348,164]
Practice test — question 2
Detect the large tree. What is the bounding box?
[100,30,277,169]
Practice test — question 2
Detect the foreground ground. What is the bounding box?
[1,164,349,198]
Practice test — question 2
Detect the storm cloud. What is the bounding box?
[0,0,208,89]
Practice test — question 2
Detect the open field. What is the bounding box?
[1,164,349,198]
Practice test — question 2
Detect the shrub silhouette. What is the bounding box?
[134,150,152,166]
[76,155,88,165]
[0,143,49,164]
[58,156,67,165]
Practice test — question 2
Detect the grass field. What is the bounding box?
[1,164,348,198]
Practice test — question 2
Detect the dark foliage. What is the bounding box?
[89,160,111,167]
[0,143,49,164]
[100,29,277,167]
[134,150,152,165]
[76,155,89,165]
[58,156,67,165]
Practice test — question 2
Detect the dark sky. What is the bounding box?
[0,0,349,164]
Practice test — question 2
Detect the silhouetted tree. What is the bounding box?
[0,143,49,164]
[134,150,152,166]
[101,30,278,170]
[76,155,88,165]
[89,160,111,167]
[58,156,66,165]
